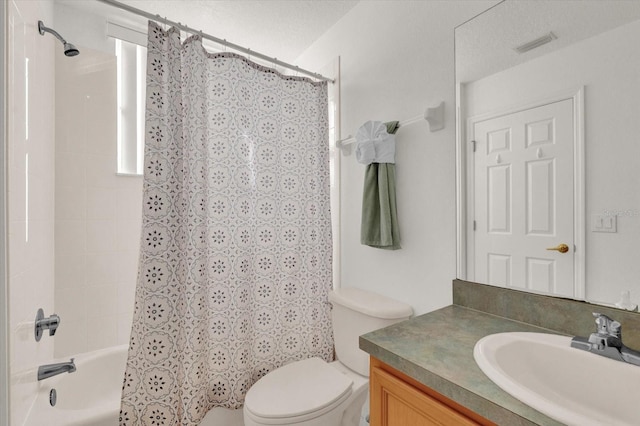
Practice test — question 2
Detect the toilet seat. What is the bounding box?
[244,357,353,423]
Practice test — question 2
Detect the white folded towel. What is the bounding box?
[355,120,396,165]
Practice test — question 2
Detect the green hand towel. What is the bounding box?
[361,121,400,250]
[361,163,400,249]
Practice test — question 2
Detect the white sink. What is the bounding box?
[474,332,640,426]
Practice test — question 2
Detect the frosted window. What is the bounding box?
[116,39,146,175]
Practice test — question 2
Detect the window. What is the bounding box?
[115,38,146,175]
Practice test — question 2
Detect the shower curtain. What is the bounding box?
[120,22,333,426]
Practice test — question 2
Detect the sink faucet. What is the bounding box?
[571,313,640,366]
[37,358,76,381]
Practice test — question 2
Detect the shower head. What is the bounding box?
[63,43,80,57]
[38,20,80,57]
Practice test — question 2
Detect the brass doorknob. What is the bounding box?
[546,243,569,253]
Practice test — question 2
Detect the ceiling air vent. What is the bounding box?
[514,32,557,54]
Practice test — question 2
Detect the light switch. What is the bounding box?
[592,214,617,233]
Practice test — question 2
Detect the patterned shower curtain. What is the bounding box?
[120,22,333,426]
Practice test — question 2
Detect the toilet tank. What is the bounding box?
[329,287,413,377]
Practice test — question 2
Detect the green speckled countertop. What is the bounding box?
[360,280,640,424]
[360,305,565,426]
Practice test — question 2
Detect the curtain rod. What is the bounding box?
[96,0,334,83]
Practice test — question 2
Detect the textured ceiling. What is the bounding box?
[56,0,359,63]
[456,0,640,83]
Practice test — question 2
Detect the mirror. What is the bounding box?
[455,0,640,307]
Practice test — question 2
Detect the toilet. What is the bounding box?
[243,287,413,426]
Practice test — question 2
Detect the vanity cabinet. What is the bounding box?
[369,357,496,426]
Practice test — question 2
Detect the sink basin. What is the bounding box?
[474,332,640,426]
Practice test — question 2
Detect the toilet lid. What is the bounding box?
[244,357,353,419]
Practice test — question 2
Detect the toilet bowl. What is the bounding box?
[243,358,368,426]
[243,287,413,426]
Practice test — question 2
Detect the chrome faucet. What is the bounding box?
[571,312,640,366]
[37,358,76,381]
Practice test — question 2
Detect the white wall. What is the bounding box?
[7,1,56,424]
[54,2,117,55]
[54,45,141,358]
[53,0,498,319]
[463,19,640,305]
[296,0,496,315]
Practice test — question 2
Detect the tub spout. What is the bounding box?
[37,358,76,381]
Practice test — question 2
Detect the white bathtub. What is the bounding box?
[26,345,128,426]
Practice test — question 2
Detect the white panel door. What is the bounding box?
[472,98,574,297]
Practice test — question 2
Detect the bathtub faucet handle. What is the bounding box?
[35,308,60,341]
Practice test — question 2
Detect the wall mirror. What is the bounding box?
[455,0,640,307]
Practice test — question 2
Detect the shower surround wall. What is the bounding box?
[54,45,142,358]
[7,1,55,424]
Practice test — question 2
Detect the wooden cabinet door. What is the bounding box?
[369,358,495,426]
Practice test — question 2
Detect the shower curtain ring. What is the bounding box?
[155,14,164,30]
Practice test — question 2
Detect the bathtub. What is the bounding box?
[26,344,128,426]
